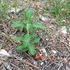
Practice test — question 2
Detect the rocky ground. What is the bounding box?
[0,0,70,70]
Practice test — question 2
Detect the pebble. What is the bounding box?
[52,50,57,54]
[0,49,10,56]
[40,62,44,66]
[61,26,67,36]
[40,48,47,56]
[39,14,50,22]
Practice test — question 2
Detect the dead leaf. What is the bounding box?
[58,56,60,60]
[35,53,40,59]
[49,37,54,41]
[35,2,41,8]
[63,58,68,64]
[61,26,67,36]
[35,53,44,60]
[40,55,44,60]
[29,66,33,70]
[49,55,54,62]
[4,46,10,51]
[55,43,60,47]
[67,38,70,46]
[7,28,10,32]
[0,60,2,66]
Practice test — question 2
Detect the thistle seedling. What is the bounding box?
[11,9,45,55]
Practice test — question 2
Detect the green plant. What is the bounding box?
[61,0,70,18]
[11,9,45,55]
[0,0,8,21]
[48,0,70,26]
[52,0,61,17]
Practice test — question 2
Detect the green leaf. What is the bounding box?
[23,34,31,44]
[24,9,32,22]
[32,23,45,29]
[13,35,23,41]
[53,6,60,15]
[27,23,31,31]
[16,44,24,51]
[16,44,28,52]
[30,33,37,38]
[32,38,40,44]
[28,44,36,55]
[11,21,23,28]
[11,8,45,56]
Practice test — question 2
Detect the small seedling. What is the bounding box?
[52,0,61,17]
[0,0,8,21]
[49,0,70,26]
[11,9,45,55]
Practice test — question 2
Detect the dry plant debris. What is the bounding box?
[0,0,70,70]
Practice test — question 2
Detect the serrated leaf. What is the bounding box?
[16,44,28,52]
[11,21,23,28]
[32,38,40,44]
[27,23,31,31]
[30,33,37,38]
[23,34,31,44]
[24,9,32,22]
[16,44,24,51]
[13,35,23,41]
[32,23,45,29]
[28,44,36,55]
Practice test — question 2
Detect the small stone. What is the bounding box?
[61,26,67,36]
[40,62,44,66]
[52,50,57,54]
[8,7,23,14]
[40,48,47,56]
[7,65,13,70]
[39,14,50,22]
[45,61,48,64]
[46,38,49,41]
[33,61,37,65]
[0,49,10,56]
[62,20,66,23]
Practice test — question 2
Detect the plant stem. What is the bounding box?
[26,22,29,35]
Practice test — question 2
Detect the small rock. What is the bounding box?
[7,65,13,70]
[39,14,50,22]
[31,60,37,65]
[52,50,57,54]
[40,48,47,56]
[33,61,37,65]
[8,7,23,14]
[61,26,67,36]
[40,62,44,66]
[0,49,10,56]
[62,20,66,23]
[44,60,48,64]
